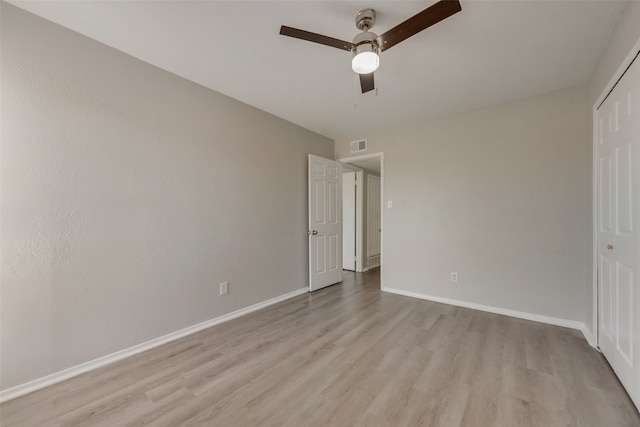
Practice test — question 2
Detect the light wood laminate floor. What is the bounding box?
[2,270,639,426]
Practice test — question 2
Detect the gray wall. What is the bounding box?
[584,0,640,336]
[336,85,588,322]
[1,3,333,390]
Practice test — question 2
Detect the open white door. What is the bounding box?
[308,155,343,291]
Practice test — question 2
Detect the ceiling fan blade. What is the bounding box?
[359,73,375,93]
[377,0,461,52]
[280,26,355,51]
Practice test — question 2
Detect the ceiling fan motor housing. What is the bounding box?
[355,8,376,31]
[352,30,379,47]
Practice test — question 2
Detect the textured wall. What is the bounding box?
[1,3,333,390]
[336,85,588,322]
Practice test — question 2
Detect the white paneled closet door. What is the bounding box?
[597,55,640,409]
[367,174,381,268]
[342,172,356,271]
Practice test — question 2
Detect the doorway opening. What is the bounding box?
[338,153,383,289]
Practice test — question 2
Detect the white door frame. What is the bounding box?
[592,38,640,349]
[338,152,384,289]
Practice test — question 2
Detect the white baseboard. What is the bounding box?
[383,286,592,341]
[580,325,598,348]
[0,287,308,403]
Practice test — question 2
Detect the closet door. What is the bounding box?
[367,174,381,268]
[597,56,639,408]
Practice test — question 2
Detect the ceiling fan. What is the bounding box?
[279,0,462,94]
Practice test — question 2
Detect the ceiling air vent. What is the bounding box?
[350,139,367,153]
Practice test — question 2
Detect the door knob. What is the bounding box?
[308,230,318,236]
[607,244,614,250]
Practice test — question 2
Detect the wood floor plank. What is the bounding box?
[2,269,639,426]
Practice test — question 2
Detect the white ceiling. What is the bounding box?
[9,0,627,141]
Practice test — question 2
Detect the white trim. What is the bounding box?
[594,40,640,109]
[383,287,591,341]
[581,326,597,348]
[592,100,599,346]
[0,287,307,403]
[591,36,640,350]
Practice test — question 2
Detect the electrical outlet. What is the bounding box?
[450,272,458,283]
[220,281,229,295]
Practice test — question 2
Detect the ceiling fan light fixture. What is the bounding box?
[279,0,462,92]
[352,43,379,74]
